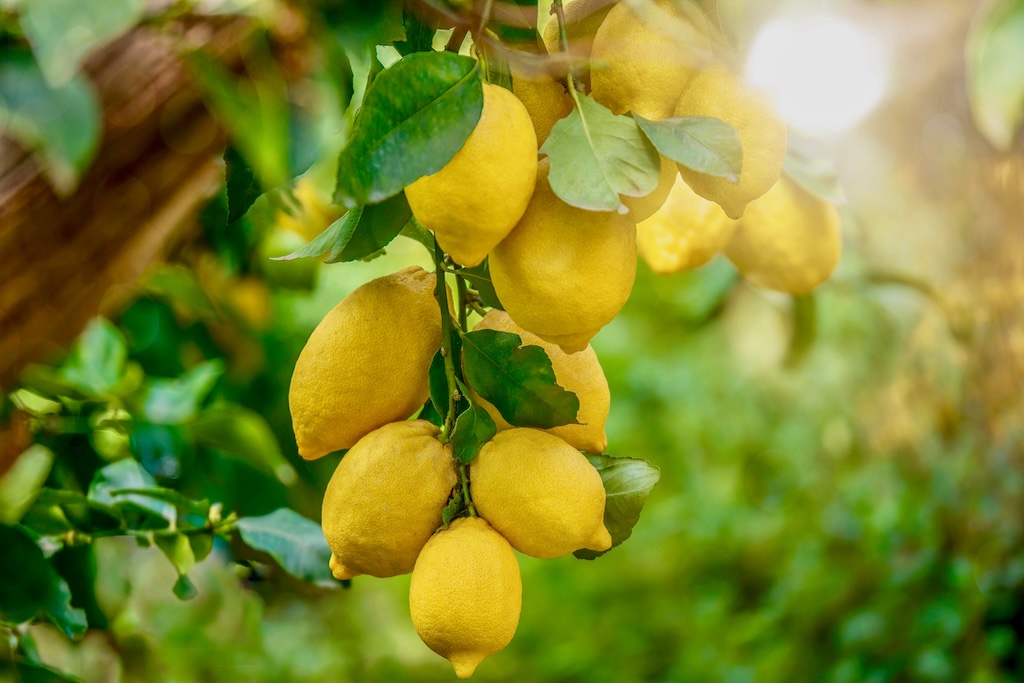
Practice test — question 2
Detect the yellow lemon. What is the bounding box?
[512,63,573,145]
[674,66,788,219]
[322,420,456,580]
[472,310,610,453]
[277,176,343,242]
[489,159,636,353]
[590,0,712,119]
[622,154,678,222]
[725,175,842,294]
[289,266,440,459]
[470,428,612,558]
[405,83,538,267]
[541,0,616,90]
[410,517,521,679]
[637,174,737,273]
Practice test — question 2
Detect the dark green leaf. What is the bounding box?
[440,490,463,527]
[456,261,503,310]
[0,50,100,193]
[461,329,580,429]
[489,2,539,45]
[783,137,846,205]
[273,193,411,263]
[966,0,1024,150]
[541,95,660,211]
[574,455,660,560]
[188,405,298,485]
[634,114,742,181]
[138,360,224,425]
[428,349,449,418]
[236,509,337,585]
[450,401,497,464]
[155,533,196,576]
[393,9,437,55]
[9,660,84,683]
[142,265,218,318]
[110,488,210,517]
[399,217,436,255]
[334,51,483,207]
[0,524,87,638]
[88,459,175,524]
[21,0,144,85]
[225,145,263,223]
[418,398,444,428]
[60,318,127,397]
[172,575,198,601]
[188,532,215,563]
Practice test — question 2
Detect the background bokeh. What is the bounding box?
[4,0,1024,681]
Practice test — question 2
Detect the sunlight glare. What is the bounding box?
[746,16,888,137]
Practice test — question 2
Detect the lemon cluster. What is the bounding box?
[289,271,612,678]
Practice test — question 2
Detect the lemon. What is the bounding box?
[322,420,456,580]
[472,310,610,453]
[470,428,612,558]
[405,83,538,267]
[541,0,615,91]
[637,174,737,274]
[674,66,788,219]
[489,159,636,353]
[410,517,521,679]
[590,0,712,119]
[725,175,842,294]
[512,63,573,145]
[289,266,440,459]
[622,154,678,222]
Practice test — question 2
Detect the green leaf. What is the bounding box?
[142,265,218,318]
[455,261,503,310]
[393,9,437,55]
[0,50,100,193]
[784,293,817,369]
[188,405,297,485]
[9,660,84,683]
[60,318,127,397]
[574,455,660,560]
[155,533,196,576]
[428,332,465,420]
[188,532,215,563]
[235,508,337,585]
[399,217,435,255]
[634,114,742,181]
[0,445,54,524]
[224,145,263,223]
[272,192,411,263]
[138,360,224,425]
[88,459,175,524]
[21,0,144,85]
[783,136,845,205]
[450,400,497,464]
[440,489,463,527]
[461,329,580,429]
[172,575,198,601]
[541,95,660,211]
[187,51,290,187]
[334,51,483,207]
[966,0,1024,150]
[110,488,210,517]
[0,524,87,638]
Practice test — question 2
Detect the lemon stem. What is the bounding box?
[433,240,460,444]
[459,463,478,517]
[551,0,584,101]
[456,273,469,332]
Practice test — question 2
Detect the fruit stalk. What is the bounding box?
[551,0,584,100]
[433,240,461,443]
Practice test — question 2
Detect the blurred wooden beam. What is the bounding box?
[0,18,251,390]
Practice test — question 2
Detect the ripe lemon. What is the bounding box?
[405,83,538,267]
[590,0,712,119]
[410,517,521,679]
[725,175,842,294]
[511,63,573,145]
[637,174,737,274]
[470,428,612,558]
[674,66,788,219]
[322,420,457,580]
[289,266,440,459]
[622,154,678,222]
[541,0,615,91]
[489,159,636,353]
[277,176,343,242]
[472,310,610,453]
